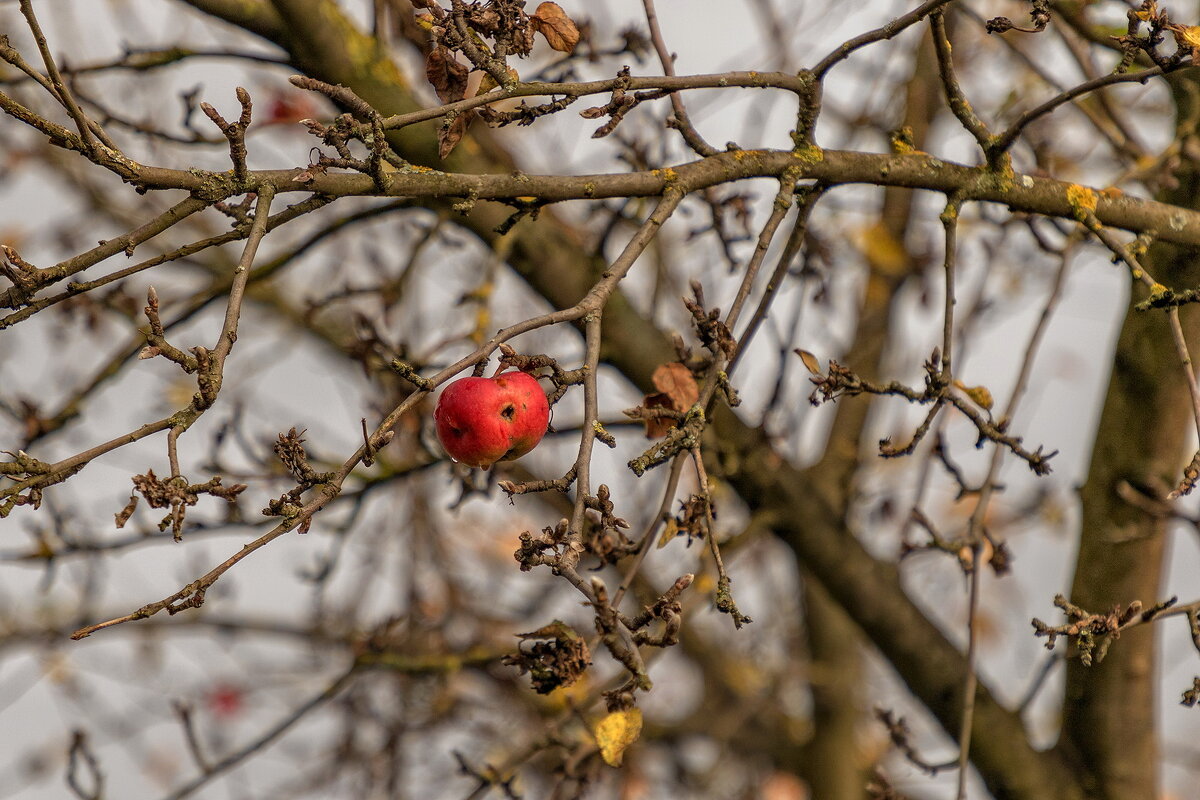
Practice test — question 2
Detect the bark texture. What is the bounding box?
[1058,73,1200,800]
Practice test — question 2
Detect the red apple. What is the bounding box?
[206,683,245,719]
[434,370,550,469]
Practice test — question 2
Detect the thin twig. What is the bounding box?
[159,666,358,800]
[18,0,110,151]
[612,453,688,609]
[0,196,332,329]
[728,184,823,374]
[691,447,751,627]
[173,701,212,772]
[65,730,103,800]
[1016,652,1062,715]
[377,71,807,131]
[212,187,274,365]
[940,196,963,381]
[71,191,685,639]
[724,171,798,332]
[955,548,981,800]
[0,196,211,312]
[991,66,1166,156]
[811,0,958,79]
[930,10,993,157]
[640,0,717,156]
[952,233,1078,792]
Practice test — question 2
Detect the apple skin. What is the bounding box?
[434,371,550,469]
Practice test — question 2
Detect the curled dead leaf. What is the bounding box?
[530,1,580,53]
[438,112,473,159]
[425,46,469,104]
[503,620,591,694]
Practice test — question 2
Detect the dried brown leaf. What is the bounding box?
[641,393,675,439]
[438,112,473,159]
[425,46,469,104]
[652,362,699,412]
[530,1,580,52]
[795,349,822,375]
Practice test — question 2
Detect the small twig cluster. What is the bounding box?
[902,504,1012,577]
[261,428,340,534]
[116,469,246,542]
[1032,594,1181,667]
[511,516,692,693]
[985,0,1051,35]
[580,65,670,139]
[580,484,637,565]
[803,352,1057,475]
[286,76,400,186]
[875,708,951,777]
[1115,0,1200,71]
[412,0,581,154]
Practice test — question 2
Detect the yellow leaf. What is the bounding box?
[539,673,591,712]
[854,221,908,277]
[657,517,679,549]
[478,66,519,94]
[471,305,490,345]
[1172,24,1200,50]
[954,380,994,411]
[595,708,642,766]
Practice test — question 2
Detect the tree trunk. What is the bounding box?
[1058,73,1200,800]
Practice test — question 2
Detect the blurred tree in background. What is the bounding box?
[2,1,1200,798]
